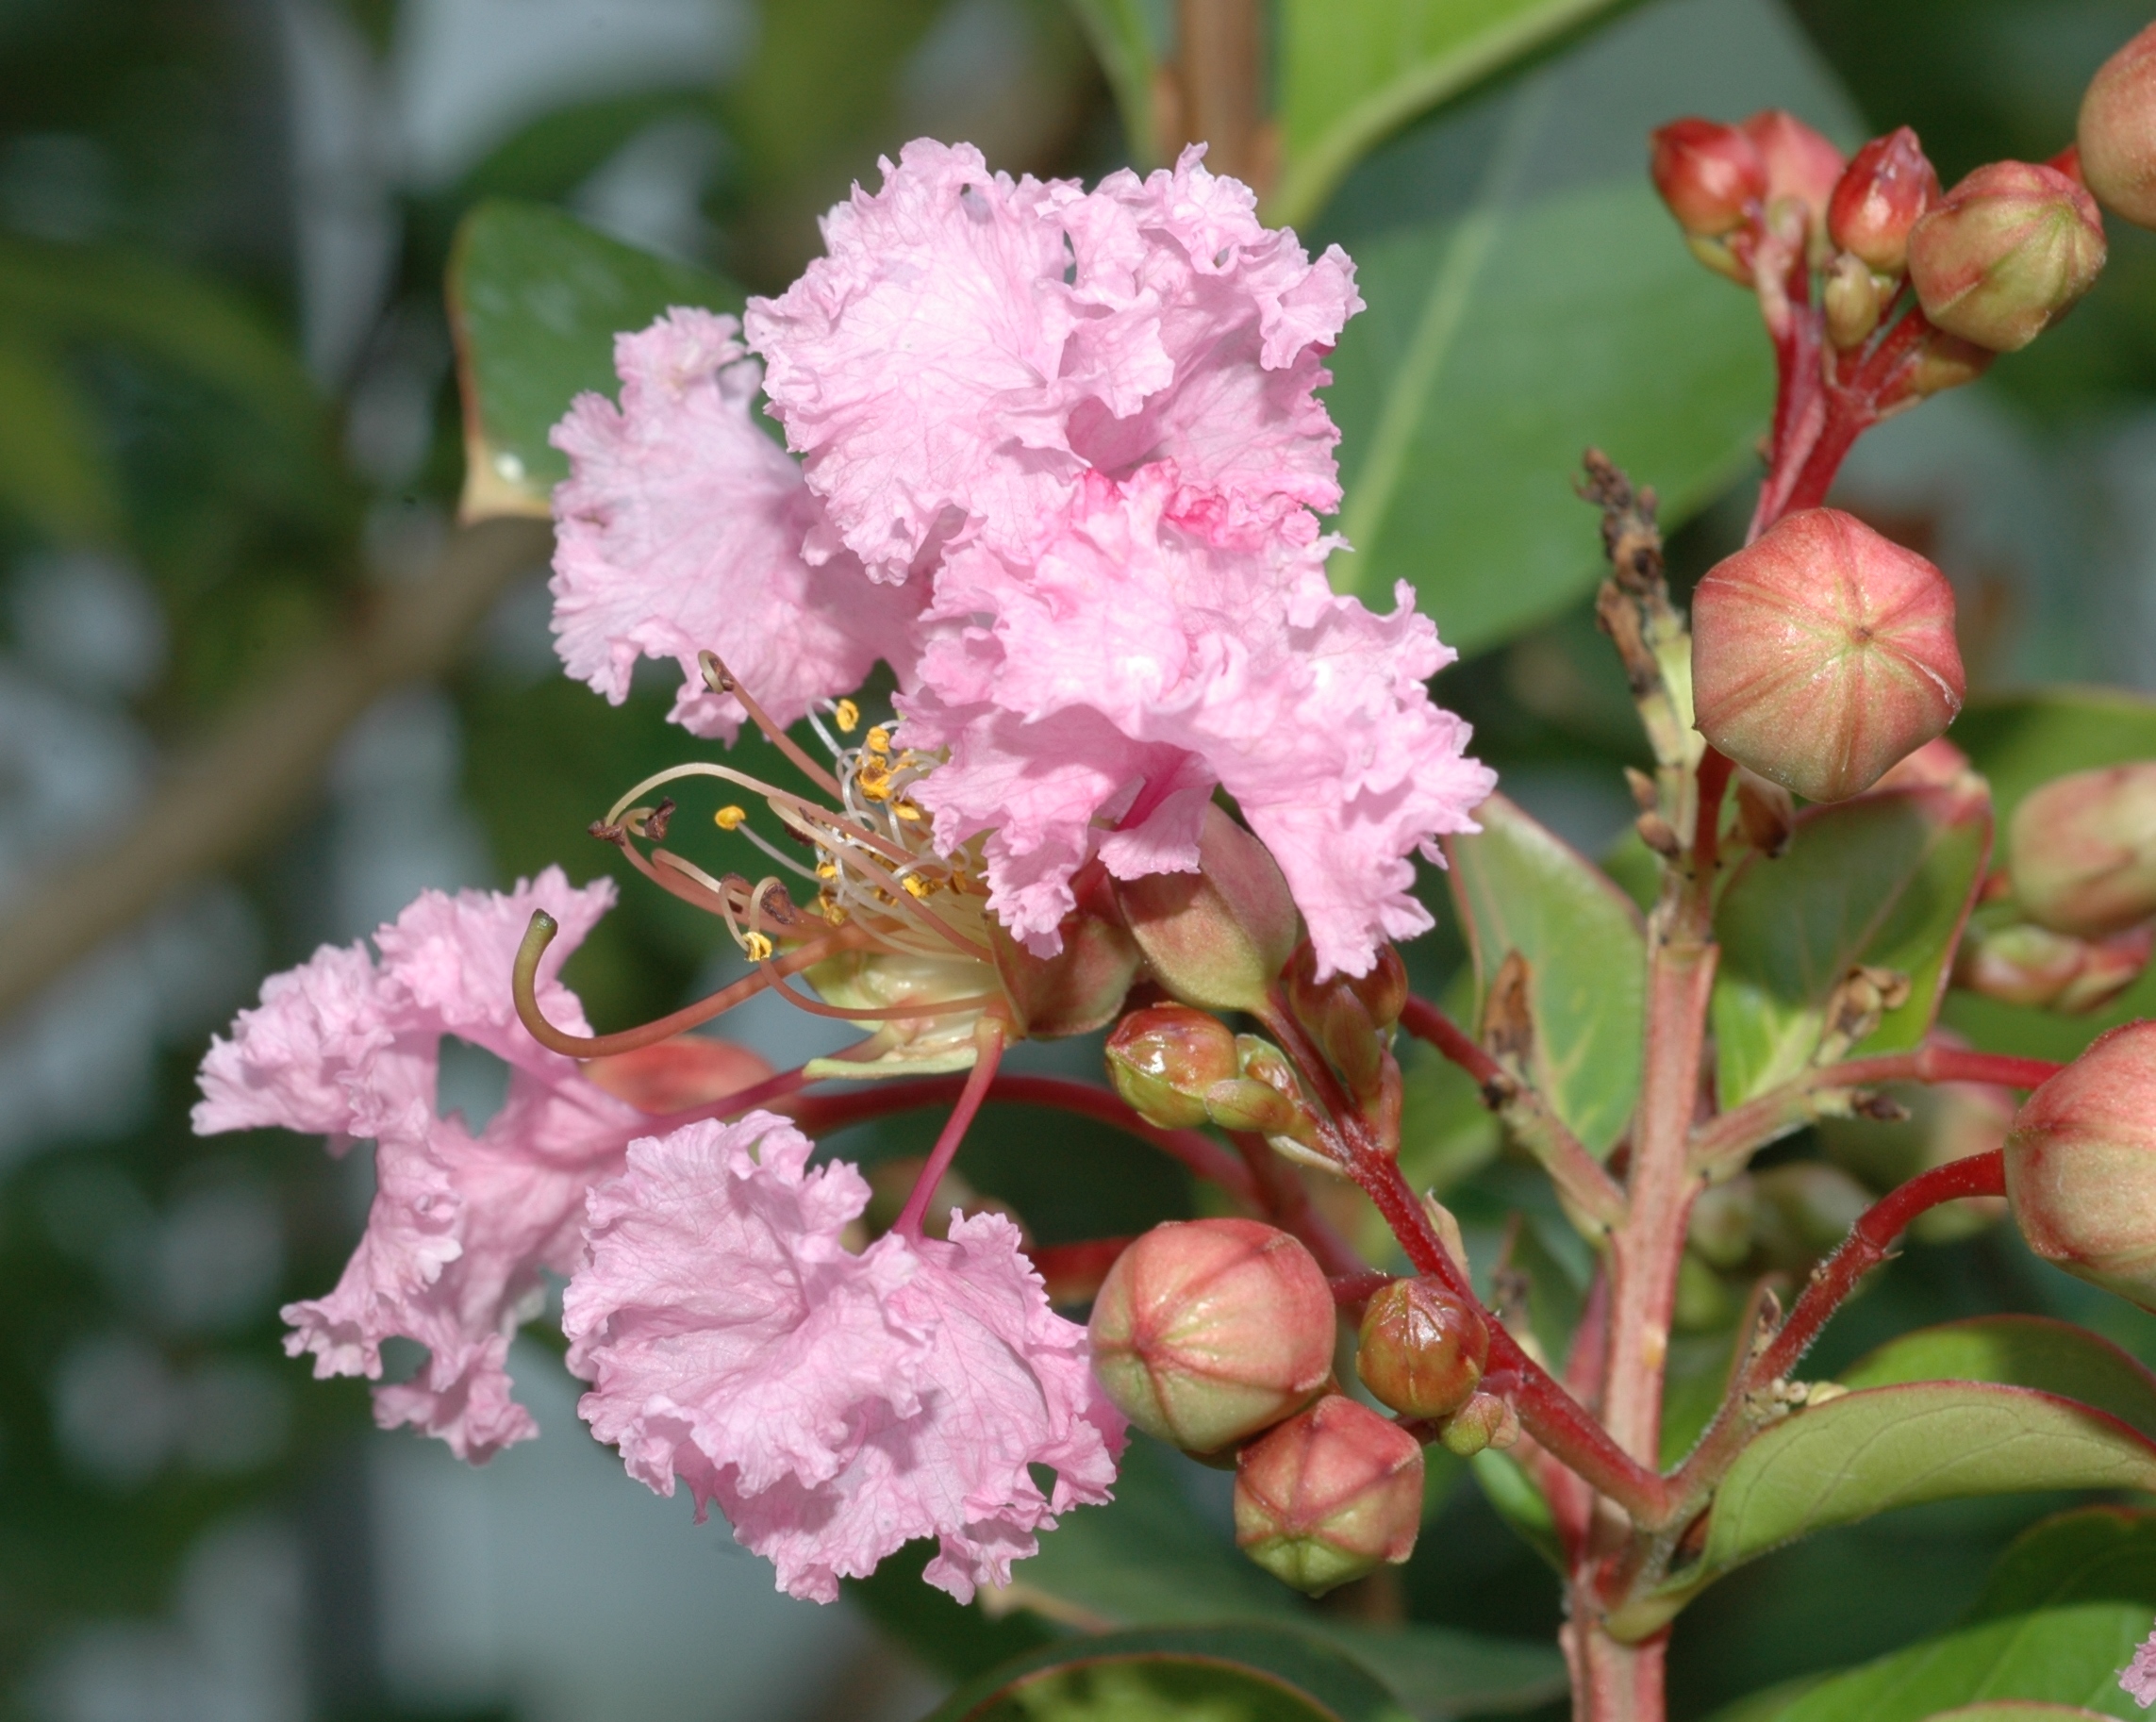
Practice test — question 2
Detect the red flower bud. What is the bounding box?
[1087,1217,1335,1454]
[1650,118,1766,237]
[2079,22,2156,228]
[987,867,1142,1038]
[1828,127,1941,273]
[2009,763,2156,937]
[1115,804,1299,1016]
[1105,1004,1240,1129]
[1744,109,1847,227]
[2005,1022,2156,1312]
[1690,508,1965,802]
[1355,1279,1488,1420]
[1907,160,2108,352]
[1234,1395,1423,1595]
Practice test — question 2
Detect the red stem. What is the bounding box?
[790,1073,1262,1207]
[894,1018,1006,1237]
[1398,993,1504,1090]
[1692,748,1733,879]
[1825,1046,2063,1091]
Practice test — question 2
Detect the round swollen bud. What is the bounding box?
[1956,920,2099,1008]
[1106,1004,1240,1130]
[1650,118,1766,236]
[2008,763,2156,937]
[1907,328,1996,400]
[987,870,1142,1038]
[1907,161,2108,352]
[1115,803,1299,1016]
[1086,1218,1335,1454]
[1823,252,1883,349]
[1690,508,1965,803]
[1828,127,1941,273]
[2004,1022,2156,1312]
[1744,109,1847,230]
[2079,22,2156,228]
[1354,1279,1488,1420]
[1234,1396,1423,1596]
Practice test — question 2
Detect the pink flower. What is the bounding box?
[565,1112,1125,1603]
[2125,1624,2156,1709]
[744,140,1360,581]
[194,869,699,1462]
[898,466,1495,979]
[550,307,927,740]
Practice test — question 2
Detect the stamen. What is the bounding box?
[834,699,859,733]
[699,652,845,799]
[715,805,747,831]
[742,932,774,962]
[893,1014,1008,1239]
[512,909,867,1057]
[865,726,891,755]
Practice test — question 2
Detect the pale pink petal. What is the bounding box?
[2125,1624,2156,1709]
[549,306,924,738]
[200,870,676,1463]
[901,466,1494,978]
[745,141,1358,580]
[566,1117,1125,1603]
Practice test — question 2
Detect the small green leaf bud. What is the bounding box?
[1354,1278,1488,1420]
[1105,1004,1240,1130]
[2005,1022,2156,1312]
[1087,1218,1336,1454]
[1114,804,1300,1016]
[1690,508,1965,803]
[2008,763,2156,938]
[1907,160,2107,353]
[1823,251,1884,349]
[1435,1390,1520,1458]
[1234,1395,1424,1595]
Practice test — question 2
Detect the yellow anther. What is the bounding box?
[815,861,838,880]
[822,901,850,926]
[865,726,891,755]
[902,874,936,898]
[893,801,922,821]
[742,931,774,963]
[714,804,747,831]
[833,699,859,734]
[859,777,891,803]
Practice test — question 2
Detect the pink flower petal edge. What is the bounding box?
[194,869,661,1462]
[564,1112,1126,1603]
[550,306,926,740]
[2125,1622,2156,1709]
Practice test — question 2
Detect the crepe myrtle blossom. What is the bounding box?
[194,869,764,1461]
[564,1112,1124,1603]
[548,137,1491,981]
[2125,1623,2156,1708]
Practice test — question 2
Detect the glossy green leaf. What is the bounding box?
[925,1626,1415,1722]
[1066,0,1164,167]
[1005,1442,1567,1720]
[1324,172,1765,655]
[1648,1383,2156,1632]
[1707,1508,2156,1722]
[446,199,745,519]
[1711,784,1992,1107]
[1841,1317,2156,1439]
[1443,793,1644,1155]
[1271,0,1634,228]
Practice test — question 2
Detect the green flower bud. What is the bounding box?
[987,873,1143,1038]
[1435,1390,1520,1457]
[1234,1396,1423,1595]
[1115,804,1300,1016]
[1087,1218,1336,1454]
[2009,763,2156,938]
[1105,1004,1240,1130]
[1354,1279,1488,1420]
[1907,160,2107,353]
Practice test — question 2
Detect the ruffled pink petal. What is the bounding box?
[549,306,925,738]
[2125,1623,2156,1709]
[900,466,1494,978]
[745,141,1358,580]
[566,1116,1124,1604]
[201,869,662,1463]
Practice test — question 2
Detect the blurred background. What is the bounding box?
[3,1,2156,1719]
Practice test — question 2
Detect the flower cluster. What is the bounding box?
[551,139,1491,980]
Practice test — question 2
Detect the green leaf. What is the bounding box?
[1842,1317,2156,1440]
[446,199,746,520]
[1921,1708,2119,1719]
[1004,1442,1567,1720]
[1443,793,1644,1155]
[0,337,118,544]
[1324,170,1766,656]
[925,1626,1416,1722]
[1711,783,1992,1107]
[1065,0,1165,167]
[1707,1509,2156,1722]
[1641,1382,2156,1633]
[1270,0,1634,229]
